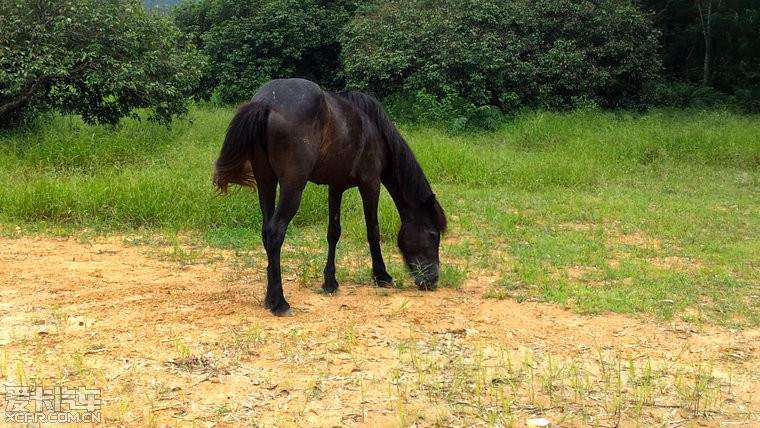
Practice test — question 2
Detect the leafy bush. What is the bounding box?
[174,0,356,104]
[341,0,662,120]
[0,0,202,128]
[735,86,760,114]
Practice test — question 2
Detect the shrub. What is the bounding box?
[341,0,662,119]
[174,0,356,104]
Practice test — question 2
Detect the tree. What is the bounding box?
[697,0,722,85]
[174,0,357,104]
[639,0,760,110]
[0,0,202,127]
[341,0,662,115]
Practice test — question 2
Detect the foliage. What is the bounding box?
[341,0,662,120]
[173,0,357,104]
[639,0,760,112]
[0,0,202,128]
[142,0,183,11]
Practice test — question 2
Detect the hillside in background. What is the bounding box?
[143,0,182,10]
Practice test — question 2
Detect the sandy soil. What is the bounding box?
[1,235,758,427]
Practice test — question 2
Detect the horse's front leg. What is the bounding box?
[262,184,304,317]
[359,183,393,287]
[322,186,344,293]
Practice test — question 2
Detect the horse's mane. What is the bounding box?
[335,91,447,232]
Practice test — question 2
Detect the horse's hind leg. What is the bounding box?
[359,183,393,286]
[262,183,305,317]
[322,186,344,293]
[257,179,277,252]
[252,144,277,251]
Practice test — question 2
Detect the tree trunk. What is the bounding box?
[697,0,721,85]
[0,81,42,118]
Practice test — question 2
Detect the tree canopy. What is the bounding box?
[342,0,661,114]
[173,0,357,104]
[2,0,758,129]
[0,0,202,127]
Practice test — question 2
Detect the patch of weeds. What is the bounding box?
[387,265,408,289]
[0,350,8,378]
[304,376,325,401]
[486,278,531,301]
[166,341,224,375]
[674,361,723,416]
[12,360,29,386]
[295,255,323,288]
[438,264,466,289]
[61,350,99,380]
[224,321,267,359]
[159,244,208,265]
[111,396,132,425]
[386,335,746,427]
[50,306,70,335]
[328,323,357,354]
[393,299,411,316]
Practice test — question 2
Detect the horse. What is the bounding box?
[213,78,447,317]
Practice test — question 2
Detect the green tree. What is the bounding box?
[341,0,662,115]
[640,0,760,111]
[174,0,357,104]
[0,0,202,127]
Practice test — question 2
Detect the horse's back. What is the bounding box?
[251,78,324,122]
[249,78,386,187]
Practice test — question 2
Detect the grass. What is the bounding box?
[0,107,758,326]
[388,331,745,427]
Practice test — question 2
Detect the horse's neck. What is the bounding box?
[382,174,422,224]
[379,127,432,223]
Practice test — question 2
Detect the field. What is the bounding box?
[1,108,758,426]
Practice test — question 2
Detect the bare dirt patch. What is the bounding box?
[1,236,758,427]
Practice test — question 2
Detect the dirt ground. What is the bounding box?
[1,235,758,427]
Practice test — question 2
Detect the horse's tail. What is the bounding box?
[213,101,269,195]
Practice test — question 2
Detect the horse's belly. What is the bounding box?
[308,163,359,187]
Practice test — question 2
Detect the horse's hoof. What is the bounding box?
[375,274,394,288]
[322,280,339,294]
[415,279,438,291]
[274,308,294,317]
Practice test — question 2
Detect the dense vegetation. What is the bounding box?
[2,0,758,128]
[342,0,661,113]
[171,0,760,124]
[173,0,356,103]
[0,0,201,128]
[641,0,760,112]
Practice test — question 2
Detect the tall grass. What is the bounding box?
[1,108,758,324]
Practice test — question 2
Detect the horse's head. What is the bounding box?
[397,196,447,289]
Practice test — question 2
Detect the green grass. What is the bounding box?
[1,107,758,325]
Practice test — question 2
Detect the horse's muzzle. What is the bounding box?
[412,263,439,290]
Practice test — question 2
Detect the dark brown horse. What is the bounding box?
[213,78,446,316]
